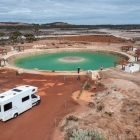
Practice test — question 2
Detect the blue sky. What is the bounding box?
[0,0,140,25]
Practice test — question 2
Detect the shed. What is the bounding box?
[114,60,129,70]
[125,63,140,73]
[11,46,24,52]
[122,46,133,52]
[86,70,99,80]
[135,49,140,61]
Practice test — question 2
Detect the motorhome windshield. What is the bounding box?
[31,94,37,98]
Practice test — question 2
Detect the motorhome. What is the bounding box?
[0,85,40,122]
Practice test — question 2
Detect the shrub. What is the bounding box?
[60,120,69,132]
[66,115,78,121]
[97,82,102,86]
[105,111,114,116]
[88,102,95,108]
[85,82,91,88]
[77,79,89,99]
[97,104,104,111]
[65,128,104,140]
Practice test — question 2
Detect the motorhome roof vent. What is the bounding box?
[12,89,22,92]
[13,93,16,95]
[0,96,5,98]
[25,86,29,87]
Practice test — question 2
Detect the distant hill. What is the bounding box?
[43,22,71,26]
[0,22,71,27]
[0,22,140,31]
[0,22,31,26]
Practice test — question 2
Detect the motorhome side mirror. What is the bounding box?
[32,89,35,92]
[31,94,37,98]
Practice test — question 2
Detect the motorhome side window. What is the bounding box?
[22,96,30,102]
[0,105,1,112]
[4,102,12,112]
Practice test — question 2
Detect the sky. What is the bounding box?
[0,0,140,25]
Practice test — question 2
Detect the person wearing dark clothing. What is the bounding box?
[100,66,103,70]
[78,67,80,73]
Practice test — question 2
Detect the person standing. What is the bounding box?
[78,67,80,73]
[100,66,103,70]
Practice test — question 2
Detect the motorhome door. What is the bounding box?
[3,102,14,121]
[31,94,38,105]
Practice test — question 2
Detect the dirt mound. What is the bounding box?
[58,76,140,140]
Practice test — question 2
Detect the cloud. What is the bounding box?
[0,0,140,24]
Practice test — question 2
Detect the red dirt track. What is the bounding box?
[0,69,92,140]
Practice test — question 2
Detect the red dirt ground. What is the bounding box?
[0,68,102,140]
[1,34,139,140]
[57,35,129,43]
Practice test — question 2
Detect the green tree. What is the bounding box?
[10,31,22,45]
[0,32,5,46]
[24,33,35,43]
[34,27,41,40]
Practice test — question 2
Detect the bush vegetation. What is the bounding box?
[65,128,105,140]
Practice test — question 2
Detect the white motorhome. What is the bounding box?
[0,85,40,122]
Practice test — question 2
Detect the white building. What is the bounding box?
[132,47,137,51]
[86,70,99,80]
[125,63,140,73]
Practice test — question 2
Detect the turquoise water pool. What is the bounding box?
[13,51,120,71]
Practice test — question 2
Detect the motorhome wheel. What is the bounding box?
[36,100,40,105]
[13,113,18,118]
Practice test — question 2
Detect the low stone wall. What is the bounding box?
[7,48,130,67]
[93,50,129,60]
